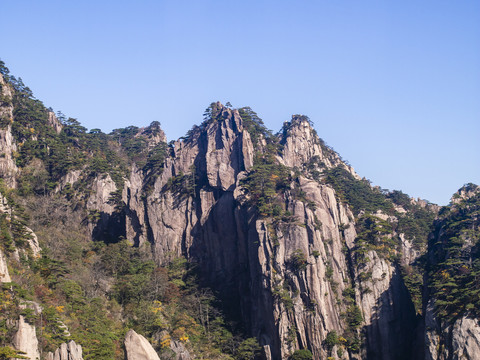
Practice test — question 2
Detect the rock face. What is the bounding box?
[0,192,42,258]
[112,105,420,358]
[424,313,480,360]
[0,248,10,282]
[279,115,357,178]
[170,339,192,360]
[4,95,478,359]
[135,108,353,358]
[356,251,417,359]
[25,225,42,257]
[45,340,84,360]
[124,329,160,360]
[13,316,40,360]
[0,74,18,188]
[86,174,123,242]
[47,111,63,134]
[450,318,480,359]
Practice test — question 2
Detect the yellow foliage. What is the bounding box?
[172,326,189,340]
[179,335,189,342]
[338,336,347,344]
[29,128,35,133]
[152,300,163,314]
[56,305,65,313]
[160,334,171,348]
[441,270,450,280]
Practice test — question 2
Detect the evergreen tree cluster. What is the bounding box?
[428,185,480,322]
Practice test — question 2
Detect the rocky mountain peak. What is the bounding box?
[1,61,479,359]
[138,120,167,145]
[451,183,479,204]
[278,114,359,180]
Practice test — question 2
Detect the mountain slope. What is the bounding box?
[0,62,478,360]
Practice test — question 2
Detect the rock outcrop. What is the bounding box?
[0,248,10,282]
[47,111,63,134]
[3,90,478,359]
[424,312,480,360]
[124,329,160,360]
[0,73,18,188]
[13,316,40,360]
[0,192,42,258]
[101,104,428,359]
[45,340,84,360]
[356,251,417,359]
[279,115,357,178]
[170,339,192,360]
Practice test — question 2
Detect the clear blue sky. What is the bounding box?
[1,0,479,205]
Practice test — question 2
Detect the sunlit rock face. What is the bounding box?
[0,74,18,188]
[89,103,422,359]
[124,329,161,360]
[4,97,471,359]
[46,341,84,360]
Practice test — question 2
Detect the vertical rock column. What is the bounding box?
[0,249,10,283]
[13,316,40,360]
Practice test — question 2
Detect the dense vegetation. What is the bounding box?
[1,60,167,199]
[428,184,480,322]
[0,188,261,359]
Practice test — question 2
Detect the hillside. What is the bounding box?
[0,61,479,360]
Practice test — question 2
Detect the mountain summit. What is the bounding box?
[0,64,479,359]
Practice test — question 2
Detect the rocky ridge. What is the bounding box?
[77,103,433,358]
[1,64,479,359]
[0,73,18,188]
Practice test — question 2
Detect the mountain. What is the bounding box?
[0,62,479,360]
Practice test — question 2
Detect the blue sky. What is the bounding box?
[1,0,479,205]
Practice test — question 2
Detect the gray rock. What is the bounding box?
[0,74,18,188]
[73,102,436,359]
[451,317,480,359]
[47,111,63,134]
[46,340,83,360]
[0,248,10,283]
[170,339,192,360]
[125,329,160,360]
[13,316,40,360]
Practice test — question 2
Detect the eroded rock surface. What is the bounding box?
[13,316,40,360]
[124,329,160,360]
[0,249,10,282]
[0,74,18,188]
[110,105,424,359]
[45,341,84,360]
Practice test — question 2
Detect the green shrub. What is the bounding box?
[290,349,313,360]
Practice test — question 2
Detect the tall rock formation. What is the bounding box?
[423,184,480,360]
[45,341,84,360]
[101,104,425,358]
[1,66,479,359]
[13,316,40,360]
[0,248,11,282]
[0,73,18,188]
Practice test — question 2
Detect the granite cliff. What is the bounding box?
[1,64,479,359]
